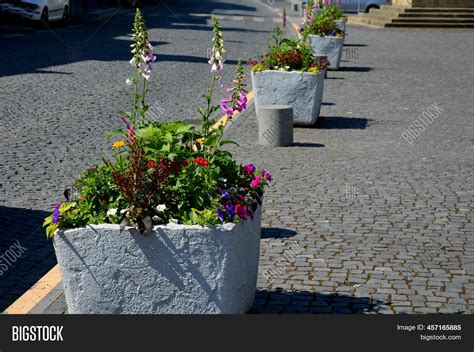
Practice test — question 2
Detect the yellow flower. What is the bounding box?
[112,140,126,149]
[195,138,204,145]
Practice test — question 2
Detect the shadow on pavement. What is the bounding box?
[291,143,325,148]
[261,227,297,239]
[0,0,263,77]
[316,116,370,129]
[337,66,372,72]
[249,289,390,314]
[343,43,367,47]
[0,206,56,311]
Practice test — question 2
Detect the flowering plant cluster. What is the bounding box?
[43,10,271,237]
[249,27,329,73]
[301,0,346,38]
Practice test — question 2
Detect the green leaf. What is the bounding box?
[107,129,126,140]
[43,215,53,227]
[219,140,239,147]
[59,202,76,213]
[119,110,133,119]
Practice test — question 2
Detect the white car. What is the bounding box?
[303,0,390,13]
[339,0,390,13]
[0,0,69,24]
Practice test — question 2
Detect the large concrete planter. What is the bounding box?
[252,70,325,126]
[53,209,262,314]
[309,35,344,70]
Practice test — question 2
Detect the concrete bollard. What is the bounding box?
[258,105,293,147]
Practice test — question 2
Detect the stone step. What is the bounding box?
[399,12,474,17]
[404,7,474,13]
[386,21,474,27]
[358,11,406,23]
[393,17,474,23]
[359,14,400,22]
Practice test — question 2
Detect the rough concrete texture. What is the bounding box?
[310,35,344,70]
[252,71,325,126]
[258,105,294,147]
[53,209,261,314]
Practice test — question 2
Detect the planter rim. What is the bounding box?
[59,220,249,235]
[252,70,324,75]
[309,34,345,39]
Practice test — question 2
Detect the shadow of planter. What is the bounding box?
[249,289,390,314]
[261,228,297,239]
[316,116,371,129]
[0,206,55,311]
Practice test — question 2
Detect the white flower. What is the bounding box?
[125,79,133,86]
[169,218,178,224]
[129,57,136,65]
[156,204,167,212]
[107,208,118,217]
[120,209,128,215]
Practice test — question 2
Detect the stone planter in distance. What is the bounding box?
[252,70,325,126]
[53,209,262,314]
[309,35,344,70]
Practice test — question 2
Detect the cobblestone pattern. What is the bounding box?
[223,26,474,314]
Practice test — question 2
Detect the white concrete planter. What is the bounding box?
[335,19,346,32]
[309,35,344,70]
[252,70,325,126]
[53,209,262,314]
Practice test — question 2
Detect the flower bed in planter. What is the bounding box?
[251,70,325,126]
[301,0,346,70]
[54,209,261,314]
[43,10,271,314]
[249,27,328,125]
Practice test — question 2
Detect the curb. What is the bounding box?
[3,265,62,314]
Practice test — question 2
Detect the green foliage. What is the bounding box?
[302,3,345,38]
[43,11,271,237]
[250,27,327,73]
[323,4,344,21]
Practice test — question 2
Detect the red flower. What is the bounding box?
[193,157,209,167]
[182,159,189,167]
[235,204,248,220]
[148,160,157,169]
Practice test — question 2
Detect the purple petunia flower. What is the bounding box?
[217,207,225,222]
[225,204,235,221]
[52,204,61,224]
[220,189,231,200]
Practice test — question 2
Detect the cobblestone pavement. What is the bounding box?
[0,0,279,310]
[2,0,473,314]
[225,27,474,314]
